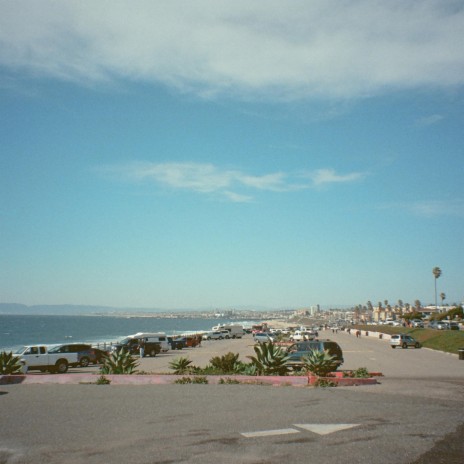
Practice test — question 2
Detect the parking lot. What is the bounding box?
[2,328,463,463]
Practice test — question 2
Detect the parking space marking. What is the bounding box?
[293,424,360,435]
[241,428,300,438]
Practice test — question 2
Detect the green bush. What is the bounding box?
[314,378,337,388]
[100,350,139,375]
[247,341,290,376]
[173,376,208,384]
[0,351,24,375]
[209,352,240,373]
[95,375,111,385]
[169,357,194,374]
[301,349,338,377]
[219,377,241,384]
[343,367,370,378]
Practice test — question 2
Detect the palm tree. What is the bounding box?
[432,267,442,309]
[440,292,446,307]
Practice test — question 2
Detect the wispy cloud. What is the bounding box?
[415,114,444,127]
[382,199,464,218]
[1,1,463,100]
[107,162,365,202]
[307,169,366,187]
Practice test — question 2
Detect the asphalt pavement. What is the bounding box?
[1,329,463,463]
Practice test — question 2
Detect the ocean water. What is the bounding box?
[0,315,254,352]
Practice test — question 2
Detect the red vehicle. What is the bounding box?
[185,335,202,347]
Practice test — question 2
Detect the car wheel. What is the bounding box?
[219,336,223,340]
[55,360,68,374]
[415,342,420,348]
[149,349,157,357]
[207,337,211,340]
[80,357,90,368]
[402,342,408,349]
[391,346,396,349]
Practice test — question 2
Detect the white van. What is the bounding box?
[132,332,170,352]
[211,324,244,338]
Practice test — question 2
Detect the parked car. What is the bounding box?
[411,319,424,328]
[16,345,79,373]
[110,336,162,357]
[253,332,277,343]
[167,337,186,350]
[436,321,449,330]
[449,322,460,331]
[291,330,315,341]
[202,331,226,340]
[48,343,100,367]
[390,334,421,349]
[184,335,202,347]
[285,340,344,370]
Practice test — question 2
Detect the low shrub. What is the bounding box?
[174,376,208,384]
[352,367,370,378]
[314,378,337,388]
[169,357,194,375]
[95,375,111,385]
[219,377,241,384]
[209,352,240,373]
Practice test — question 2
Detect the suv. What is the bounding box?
[167,337,186,350]
[390,334,421,349]
[111,337,161,357]
[253,332,277,343]
[285,340,344,370]
[48,343,99,367]
[202,331,226,340]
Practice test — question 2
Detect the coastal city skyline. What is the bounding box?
[1,2,463,309]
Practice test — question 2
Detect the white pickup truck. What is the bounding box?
[15,345,79,373]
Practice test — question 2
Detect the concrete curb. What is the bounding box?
[1,373,378,386]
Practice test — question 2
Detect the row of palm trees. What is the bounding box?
[352,266,446,320]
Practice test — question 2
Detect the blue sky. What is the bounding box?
[1,1,463,310]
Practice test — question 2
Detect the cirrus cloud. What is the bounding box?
[106,161,366,202]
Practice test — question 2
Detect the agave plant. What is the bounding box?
[247,341,290,376]
[100,349,139,375]
[0,351,24,375]
[168,356,193,374]
[301,349,338,377]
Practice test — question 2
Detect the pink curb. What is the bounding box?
[1,373,378,386]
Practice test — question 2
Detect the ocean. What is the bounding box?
[0,314,256,352]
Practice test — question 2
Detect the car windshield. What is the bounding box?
[119,338,131,345]
[15,346,28,355]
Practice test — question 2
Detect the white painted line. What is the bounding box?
[293,424,360,435]
[241,428,300,438]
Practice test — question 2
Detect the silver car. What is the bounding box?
[390,334,421,349]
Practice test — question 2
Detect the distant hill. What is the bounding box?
[0,303,160,316]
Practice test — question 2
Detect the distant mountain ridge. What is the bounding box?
[0,303,167,315]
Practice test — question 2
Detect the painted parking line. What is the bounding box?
[294,423,360,435]
[241,424,361,438]
[241,428,300,438]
